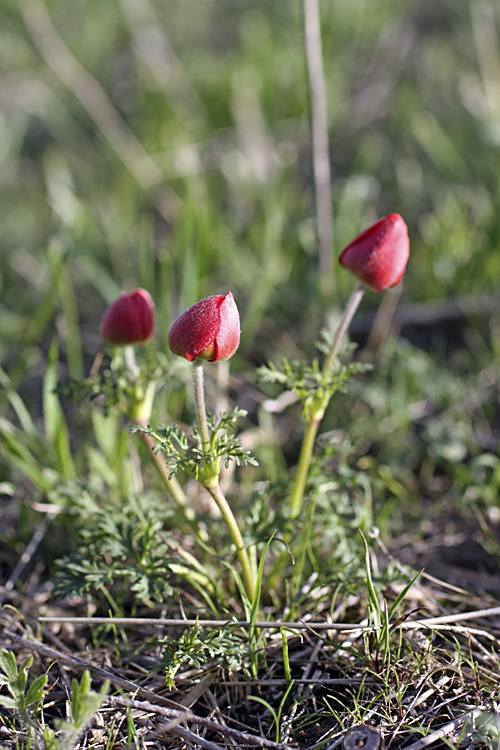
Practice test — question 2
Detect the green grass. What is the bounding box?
[1,0,500,747]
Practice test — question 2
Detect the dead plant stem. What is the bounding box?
[303,0,334,280]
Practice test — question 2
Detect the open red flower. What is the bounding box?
[100,289,155,345]
[338,213,410,292]
[168,292,240,363]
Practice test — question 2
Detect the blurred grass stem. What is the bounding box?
[303,0,334,283]
[19,0,178,221]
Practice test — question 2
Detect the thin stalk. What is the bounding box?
[122,345,189,512]
[269,285,366,591]
[321,283,364,383]
[289,283,364,519]
[281,629,293,688]
[362,284,402,361]
[289,416,321,520]
[303,0,334,281]
[192,361,211,455]
[192,360,256,601]
[205,482,256,602]
[138,425,191,515]
[123,345,139,378]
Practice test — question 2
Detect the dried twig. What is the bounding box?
[351,292,500,334]
[38,615,376,631]
[471,0,500,120]
[0,512,55,605]
[6,631,187,711]
[39,605,500,630]
[108,695,290,749]
[402,707,484,750]
[6,632,289,749]
[402,606,500,628]
[156,724,226,750]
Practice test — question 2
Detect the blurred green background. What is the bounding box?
[1,0,500,577]
[2,0,499,369]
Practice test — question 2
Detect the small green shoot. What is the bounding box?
[0,652,108,750]
[56,671,110,746]
[249,681,295,744]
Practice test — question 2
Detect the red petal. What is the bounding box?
[100,289,155,345]
[339,214,409,292]
[168,292,240,363]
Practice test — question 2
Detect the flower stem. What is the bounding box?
[288,283,364,520]
[206,481,256,602]
[289,415,321,519]
[137,423,192,517]
[321,283,364,383]
[193,361,211,455]
[123,345,139,378]
[192,360,256,602]
[122,345,189,513]
[267,284,365,592]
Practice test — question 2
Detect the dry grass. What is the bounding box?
[2,525,500,750]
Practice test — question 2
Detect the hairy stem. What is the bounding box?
[192,360,256,601]
[192,361,211,455]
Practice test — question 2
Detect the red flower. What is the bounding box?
[338,214,410,292]
[168,292,240,363]
[100,289,155,345]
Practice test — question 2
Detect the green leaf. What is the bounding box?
[0,650,19,684]
[43,726,59,750]
[249,532,276,629]
[43,338,75,477]
[0,418,51,492]
[388,569,423,622]
[359,529,381,629]
[0,367,37,437]
[0,696,17,709]
[0,651,32,705]
[25,673,48,706]
[57,671,109,737]
[247,533,276,679]
[70,671,88,726]
[71,671,109,729]
[257,355,370,420]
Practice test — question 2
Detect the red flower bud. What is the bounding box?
[100,289,155,345]
[168,292,240,363]
[338,213,410,292]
